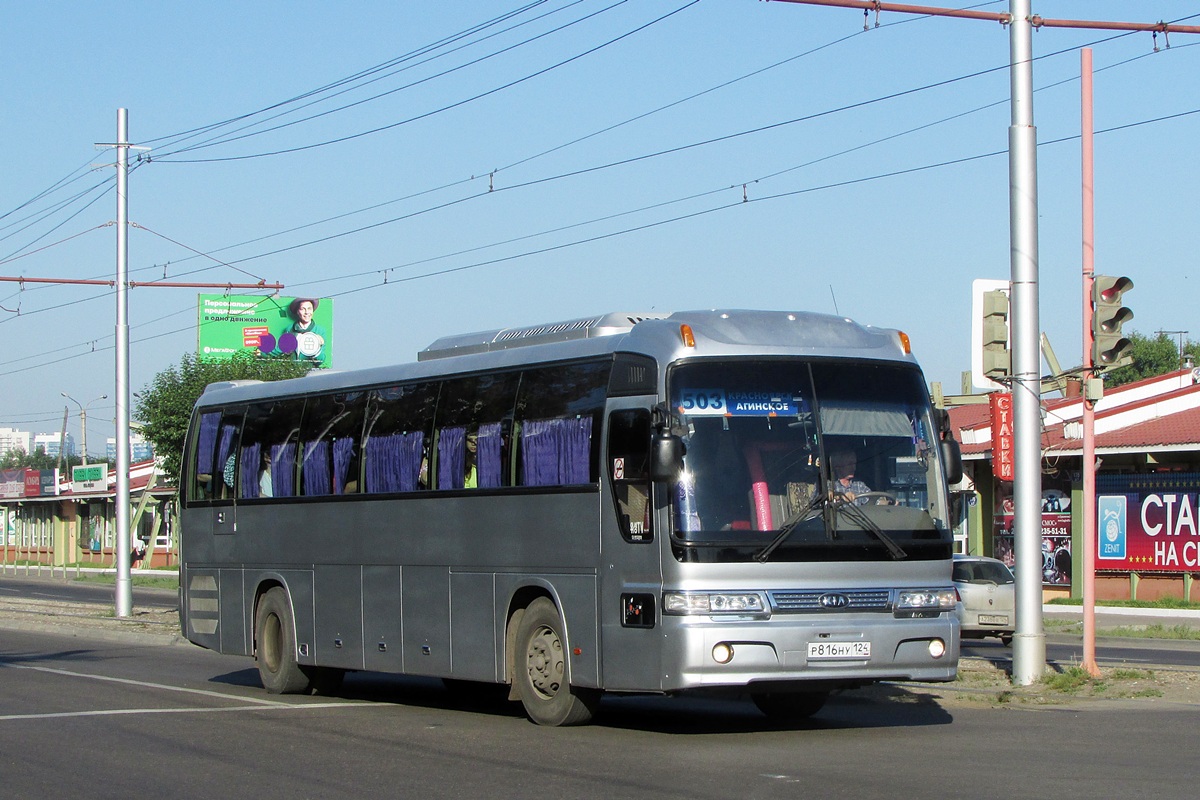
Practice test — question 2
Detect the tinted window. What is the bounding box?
[241,399,305,499]
[189,409,244,503]
[607,408,653,542]
[435,373,520,490]
[298,392,366,496]
[362,383,438,494]
[515,361,611,487]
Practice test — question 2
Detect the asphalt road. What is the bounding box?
[0,624,1196,800]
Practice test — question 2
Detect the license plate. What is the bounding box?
[808,641,870,660]
[978,614,1009,625]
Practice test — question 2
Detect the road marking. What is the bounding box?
[0,703,368,722]
[4,663,290,704]
[0,663,377,721]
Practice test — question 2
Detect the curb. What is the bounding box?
[0,616,190,647]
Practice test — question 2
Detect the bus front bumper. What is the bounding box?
[657,613,960,692]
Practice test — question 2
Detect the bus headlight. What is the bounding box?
[895,589,957,612]
[663,592,768,617]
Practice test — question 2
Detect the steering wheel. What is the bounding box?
[851,491,898,506]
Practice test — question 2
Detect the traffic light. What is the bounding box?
[1091,275,1134,368]
[981,289,1010,380]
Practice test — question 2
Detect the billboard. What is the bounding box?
[992,471,1072,586]
[197,294,333,367]
[1096,473,1200,572]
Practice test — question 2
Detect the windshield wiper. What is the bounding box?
[754,491,828,563]
[755,491,909,562]
[835,497,908,560]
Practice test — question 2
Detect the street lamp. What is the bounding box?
[61,392,108,466]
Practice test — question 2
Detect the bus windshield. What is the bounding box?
[668,359,953,562]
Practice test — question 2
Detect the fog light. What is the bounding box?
[928,639,946,659]
[712,642,734,664]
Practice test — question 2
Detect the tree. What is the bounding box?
[0,446,81,472]
[135,352,313,482]
[1104,330,1200,388]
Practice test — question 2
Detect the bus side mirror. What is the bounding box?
[941,437,963,486]
[651,431,685,482]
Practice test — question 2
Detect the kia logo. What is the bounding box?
[818,593,850,609]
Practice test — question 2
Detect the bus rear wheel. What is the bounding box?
[752,690,829,721]
[255,587,309,694]
[514,598,599,726]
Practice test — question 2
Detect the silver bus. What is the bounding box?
[179,309,963,726]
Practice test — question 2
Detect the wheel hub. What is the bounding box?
[527,625,564,698]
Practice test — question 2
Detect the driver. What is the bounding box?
[830,448,871,505]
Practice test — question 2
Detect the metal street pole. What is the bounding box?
[1080,48,1100,676]
[115,109,132,618]
[1008,0,1046,685]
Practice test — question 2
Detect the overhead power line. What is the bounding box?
[153,1,701,164]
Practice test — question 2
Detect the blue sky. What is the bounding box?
[3,1,1197,454]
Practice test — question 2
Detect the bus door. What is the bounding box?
[599,404,663,691]
[187,408,245,540]
[182,407,245,651]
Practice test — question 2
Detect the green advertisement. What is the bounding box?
[197,294,333,367]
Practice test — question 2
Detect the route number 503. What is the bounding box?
[678,389,726,415]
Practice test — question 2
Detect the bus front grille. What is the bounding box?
[768,589,892,612]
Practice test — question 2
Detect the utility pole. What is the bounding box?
[88,110,286,619]
[1080,47,1100,677]
[1006,0,1046,687]
[61,392,107,466]
[115,108,133,618]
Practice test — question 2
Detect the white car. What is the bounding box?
[953,554,1015,646]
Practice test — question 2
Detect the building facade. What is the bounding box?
[1,460,175,570]
[949,369,1200,602]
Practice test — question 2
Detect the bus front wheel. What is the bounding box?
[255,587,309,694]
[513,598,599,726]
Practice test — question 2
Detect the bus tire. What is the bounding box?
[255,587,309,694]
[752,690,829,721]
[513,597,599,726]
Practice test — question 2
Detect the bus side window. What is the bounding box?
[240,400,305,499]
[435,373,519,490]
[514,361,611,487]
[298,392,365,496]
[213,411,245,501]
[607,408,653,542]
[191,411,223,502]
[362,383,438,494]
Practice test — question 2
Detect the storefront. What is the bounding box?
[950,369,1200,602]
[0,461,176,569]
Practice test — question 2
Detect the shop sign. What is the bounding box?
[1097,473,1200,572]
[71,463,108,494]
[989,392,1014,481]
[0,469,23,499]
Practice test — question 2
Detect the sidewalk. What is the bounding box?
[1042,602,1200,631]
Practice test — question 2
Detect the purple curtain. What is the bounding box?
[521,417,593,486]
[332,437,354,494]
[197,413,220,475]
[302,440,332,496]
[438,426,466,490]
[365,431,423,493]
[271,442,296,498]
[217,424,237,488]
[477,422,502,488]
[240,442,261,498]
